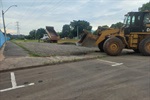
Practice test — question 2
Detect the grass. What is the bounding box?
[11,39,42,43]
[58,39,79,44]
[11,39,79,57]
[11,40,44,57]
[11,39,79,44]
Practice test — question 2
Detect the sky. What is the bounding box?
[0,0,149,35]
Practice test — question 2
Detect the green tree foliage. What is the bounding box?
[101,25,109,28]
[29,30,36,39]
[93,25,109,35]
[57,32,62,37]
[70,20,92,38]
[110,22,124,29]
[139,2,150,11]
[36,28,46,39]
[28,28,46,39]
[61,24,71,38]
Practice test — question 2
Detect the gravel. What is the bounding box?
[18,42,99,56]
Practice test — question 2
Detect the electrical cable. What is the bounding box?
[21,0,65,31]
[18,0,47,22]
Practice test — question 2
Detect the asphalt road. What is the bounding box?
[0,55,150,100]
[4,42,28,58]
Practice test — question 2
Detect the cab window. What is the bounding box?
[144,13,150,24]
[126,16,131,26]
[131,16,135,25]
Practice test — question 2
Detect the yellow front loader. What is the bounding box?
[78,11,150,56]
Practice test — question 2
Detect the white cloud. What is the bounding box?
[1,0,149,34]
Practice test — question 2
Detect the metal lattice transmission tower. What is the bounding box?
[16,21,20,35]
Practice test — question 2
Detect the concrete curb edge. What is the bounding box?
[0,55,106,73]
[0,43,5,61]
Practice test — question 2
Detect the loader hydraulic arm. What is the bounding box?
[95,29,120,45]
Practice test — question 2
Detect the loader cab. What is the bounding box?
[123,11,150,34]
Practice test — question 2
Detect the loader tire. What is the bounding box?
[103,37,123,56]
[98,40,105,52]
[139,37,150,56]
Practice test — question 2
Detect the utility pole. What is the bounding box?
[1,5,17,42]
[77,26,79,39]
[2,10,7,41]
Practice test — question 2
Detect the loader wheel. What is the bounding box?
[98,40,105,52]
[103,37,123,56]
[139,37,150,56]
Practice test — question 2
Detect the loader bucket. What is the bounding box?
[77,30,98,47]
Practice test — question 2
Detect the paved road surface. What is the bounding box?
[3,41,28,58]
[0,55,149,100]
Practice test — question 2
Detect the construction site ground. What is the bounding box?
[0,41,104,72]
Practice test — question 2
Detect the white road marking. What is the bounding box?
[112,63,123,66]
[0,72,35,92]
[11,72,17,87]
[98,59,117,64]
[0,83,35,92]
[98,59,123,66]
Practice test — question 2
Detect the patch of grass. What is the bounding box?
[12,39,79,44]
[11,40,44,57]
[11,39,43,43]
[58,39,79,44]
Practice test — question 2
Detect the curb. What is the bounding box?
[0,55,106,73]
[0,43,5,61]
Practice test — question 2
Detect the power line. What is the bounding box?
[0,0,3,9]
[21,0,65,28]
[16,1,88,34]
[18,0,42,22]
[32,0,86,23]
[16,21,20,35]
[0,0,2,29]
[18,0,48,22]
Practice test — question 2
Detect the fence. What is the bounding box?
[0,31,6,48]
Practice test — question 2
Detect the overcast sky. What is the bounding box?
[0,0,149,35]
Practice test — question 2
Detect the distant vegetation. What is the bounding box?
[139,2,150,11]
[7,28,47,40]
[24,21,123,39]
[25,28,46,40]
[61,20,92,38]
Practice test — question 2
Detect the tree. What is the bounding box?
[70,20,92,38]
[61,24,71,38]
[101,25,109,28]
[29,30,36,39]
[93,25,109,35]
[36,28,46,39]
[28,28,46,40]
[110,22,123,29]
[57,32,62,37]
[139,2,150,11]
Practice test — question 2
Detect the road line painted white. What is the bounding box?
[112,63,123,66]
[11,72,17,87]
[98,59,123,67]
[98,59,117,64]
[0,83,35,92]
[0,72,35,93]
